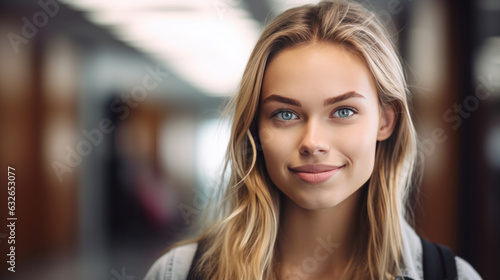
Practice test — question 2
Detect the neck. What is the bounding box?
[277,187,364,279]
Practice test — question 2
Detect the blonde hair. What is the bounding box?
[171,0,418,279]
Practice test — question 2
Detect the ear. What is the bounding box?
[377,103,397,141]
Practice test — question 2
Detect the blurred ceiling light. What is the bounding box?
[60,0,206,12]
[60,0,261,97]
[267,0,322,14]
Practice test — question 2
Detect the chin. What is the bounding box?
[290,192,348,210]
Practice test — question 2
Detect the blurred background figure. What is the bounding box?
[0,0,498,279]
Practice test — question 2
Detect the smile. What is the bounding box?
[289,164,345,184]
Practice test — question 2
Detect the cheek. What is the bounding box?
[259,125,289,165]
[340,125,377,154]
[337,120,379,176]
[258,124,298,186]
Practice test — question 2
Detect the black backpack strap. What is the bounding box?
[186,238,206,280]
[420,236,458,280]
[436,242,458,280]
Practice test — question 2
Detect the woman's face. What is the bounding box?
[257,42,395,210]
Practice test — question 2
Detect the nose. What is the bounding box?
[299,119,331,156]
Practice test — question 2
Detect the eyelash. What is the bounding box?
[271,107,358,122]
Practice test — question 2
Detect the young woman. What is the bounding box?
[144,0,482,279]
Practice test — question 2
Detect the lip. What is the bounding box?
[289,164,344,184]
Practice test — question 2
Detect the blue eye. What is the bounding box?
[333,107,356,119]
[273,110,299,121]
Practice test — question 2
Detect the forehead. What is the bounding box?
[261,42,377,102]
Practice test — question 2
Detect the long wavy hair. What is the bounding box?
[171,0,419,279]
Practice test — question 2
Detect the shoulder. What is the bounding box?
[455,256,482,280]
[399,218,482,280]
[143,243,198,280]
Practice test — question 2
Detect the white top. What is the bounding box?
[143,218,482,280]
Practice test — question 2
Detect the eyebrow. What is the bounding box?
[261,91,366,107]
